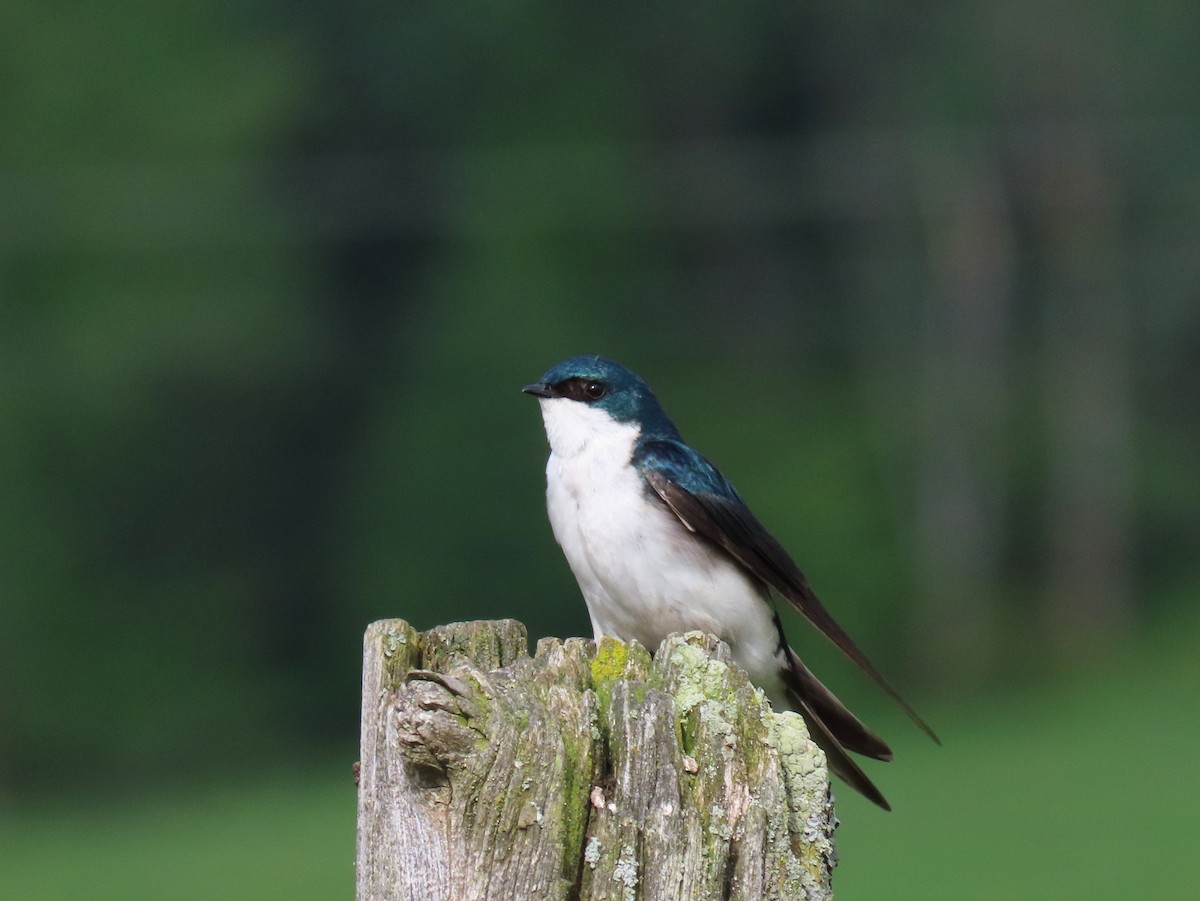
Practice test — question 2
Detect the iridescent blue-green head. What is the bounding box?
[522,355,680,439]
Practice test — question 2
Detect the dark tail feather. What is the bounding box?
[786,681,892,811]
[776,633,893,809]
[782,647,893,761]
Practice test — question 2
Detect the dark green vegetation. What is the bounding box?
[2,1,1198,896]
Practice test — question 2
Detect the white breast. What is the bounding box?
[536,397,782,689]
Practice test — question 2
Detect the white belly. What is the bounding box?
[538,398,781,688]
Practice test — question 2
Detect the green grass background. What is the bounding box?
[4,626,1196,900]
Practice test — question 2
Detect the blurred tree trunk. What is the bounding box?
[907,135,1015,683]
[1028,126,1134,651]
[355,619,837,901]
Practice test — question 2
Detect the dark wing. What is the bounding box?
[636,438,939,745]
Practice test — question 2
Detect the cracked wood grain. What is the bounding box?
[355,619,836,901]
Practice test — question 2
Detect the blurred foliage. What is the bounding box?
[2,0,1199,830]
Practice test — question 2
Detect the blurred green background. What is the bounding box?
[2,2,1199,898]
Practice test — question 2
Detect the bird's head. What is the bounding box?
[523,355,678,454]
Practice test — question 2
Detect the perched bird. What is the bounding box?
[523,355,937,810]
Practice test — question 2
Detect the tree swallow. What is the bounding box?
[523,355,937,809]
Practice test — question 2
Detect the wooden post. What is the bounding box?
[355,619,837,901]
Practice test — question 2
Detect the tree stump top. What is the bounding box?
[356,618,837,901]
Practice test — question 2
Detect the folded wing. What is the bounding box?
[636,438,939,745]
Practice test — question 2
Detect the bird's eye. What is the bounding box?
[584,380,606,400]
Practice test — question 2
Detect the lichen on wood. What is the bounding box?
[355,619,836,901]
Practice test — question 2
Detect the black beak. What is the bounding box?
[522,382,554,398]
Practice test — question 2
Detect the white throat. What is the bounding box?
[537,397,640,461]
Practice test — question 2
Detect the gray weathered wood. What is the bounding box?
[355,619,836,901]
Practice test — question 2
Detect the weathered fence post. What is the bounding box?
[355,618,837,901]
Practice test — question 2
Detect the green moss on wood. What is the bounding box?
[369,619,421,693]
[360,620,834,900]
[590,636,653,716]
